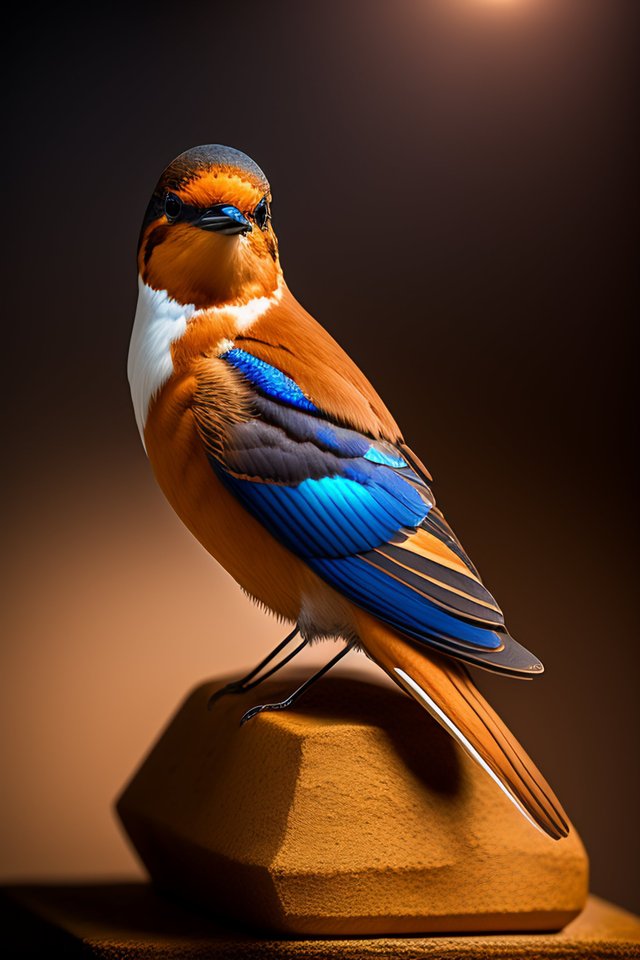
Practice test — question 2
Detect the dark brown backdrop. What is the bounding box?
[1,0,637,914]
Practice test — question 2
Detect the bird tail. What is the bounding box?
[353,609,570,840]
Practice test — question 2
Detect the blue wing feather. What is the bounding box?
[221,470,428,558]
[311,555,502,649]
[199,351,507,659]
[222,348,319,413]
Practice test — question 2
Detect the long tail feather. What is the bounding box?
[354,610,570,840]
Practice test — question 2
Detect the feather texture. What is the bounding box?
[353,610,569,839]
[192,342,542,675]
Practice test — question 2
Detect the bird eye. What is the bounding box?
[164,193,183,222]
[254,197,270,231]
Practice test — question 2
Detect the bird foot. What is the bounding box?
[240,701,290,725]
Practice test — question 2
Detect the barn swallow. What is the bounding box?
[128,144,569,840]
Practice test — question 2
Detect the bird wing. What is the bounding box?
[193,344,540,676]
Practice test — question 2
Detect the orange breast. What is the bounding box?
[143,370,350,631]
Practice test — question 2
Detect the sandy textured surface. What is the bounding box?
[2,886,639,958]
[117,674,588,935]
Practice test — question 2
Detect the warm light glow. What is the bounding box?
[443,0,534,18]
[468,0,530,7]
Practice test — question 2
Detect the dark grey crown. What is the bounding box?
[161,144,269,193]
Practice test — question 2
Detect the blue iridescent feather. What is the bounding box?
[222,348,319,413]
[201,349,505,655]
[219,470,429,559]
[363,446,407,467]
[311,555,502,649]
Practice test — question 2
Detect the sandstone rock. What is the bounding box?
[116,672,588,935]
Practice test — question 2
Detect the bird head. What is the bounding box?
[138,144,280,310]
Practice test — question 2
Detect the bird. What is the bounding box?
[128,143,569,841]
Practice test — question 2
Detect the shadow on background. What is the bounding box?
[1,0,637,913]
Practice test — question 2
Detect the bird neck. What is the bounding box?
[162,272,288,379]
[139,228,281,311]
[128,273,286,446]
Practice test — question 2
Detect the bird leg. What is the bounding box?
[207,626,306,709]
[240,640,355,725]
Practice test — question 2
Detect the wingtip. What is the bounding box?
[450,630,546,679]
[485,631,546,678]
[394,625,546,680]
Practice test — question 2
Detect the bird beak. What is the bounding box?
[196,204,252,236]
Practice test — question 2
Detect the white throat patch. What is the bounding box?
[127,279,195,447]
[127,275,284,451]
[208,278,283,330]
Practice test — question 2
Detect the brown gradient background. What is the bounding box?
[1,0,638,915]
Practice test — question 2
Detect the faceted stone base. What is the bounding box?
[3,887,639,958]
[116,672,588,935]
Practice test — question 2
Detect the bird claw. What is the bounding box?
[240,702,286,725]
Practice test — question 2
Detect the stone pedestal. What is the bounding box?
[116,672,588,936]
[4,888,639,958]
